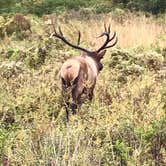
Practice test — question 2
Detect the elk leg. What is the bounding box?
[70,103,77,114]
[65,108,69,122]
[88,90,93,101]
[87,87,94,101]
[61,90,70,121]
[71,87,82,114]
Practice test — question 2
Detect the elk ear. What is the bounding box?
[97,50,107,59]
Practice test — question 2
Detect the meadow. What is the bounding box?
[0,9,166,166]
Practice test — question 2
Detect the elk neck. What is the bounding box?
[81,52,103,74]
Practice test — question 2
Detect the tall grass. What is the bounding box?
[0,12,166,165]
[58,12,166,50]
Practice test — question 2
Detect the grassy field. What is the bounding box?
[0,11,166,165]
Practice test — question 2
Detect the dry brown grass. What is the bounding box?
[1,13,165,52]
[57,13,166,50]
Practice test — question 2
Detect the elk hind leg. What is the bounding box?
[61,90,70,121]
[87,87,94,101]
[71,87,82,114]
[65,107,69,122]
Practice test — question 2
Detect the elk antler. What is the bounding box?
[96,23,118,53]
[50,17,92,54]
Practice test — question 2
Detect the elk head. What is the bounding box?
[50,23,118,121]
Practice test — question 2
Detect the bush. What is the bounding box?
[0,0,165,16]
[113,0,166,14]
[0,61,24,79]
[5,13,31,37]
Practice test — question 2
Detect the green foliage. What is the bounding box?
[113,0,166,14]
[0,0,17,14]
[0,0,165,16]
[0,0,94,16]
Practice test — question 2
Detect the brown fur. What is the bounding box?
[59,50,106,119]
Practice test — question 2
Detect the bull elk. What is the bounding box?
[50,24,118,121]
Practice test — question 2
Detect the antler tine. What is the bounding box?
[58,26,63,36]
[105,36,118,49]
[96,24,117,52]
[104,23,107,32]
[50,26,92,54]
[50,15,56,33]
[108,24,111,34]
[77,31,81,46]
[104,23,111,34]
[109,31,116,42]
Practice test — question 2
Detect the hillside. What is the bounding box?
[0,2,166,166]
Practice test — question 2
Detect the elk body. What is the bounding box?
[50,24,118,121]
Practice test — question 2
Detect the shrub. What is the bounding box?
[5,13,31,37]
[0,61,24,79]
[113,0,166,14]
